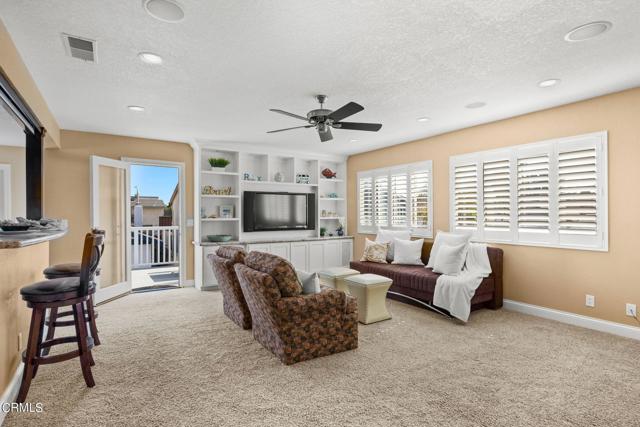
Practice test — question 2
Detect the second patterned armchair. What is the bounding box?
[207,246,252,329]
[234,251,358,365]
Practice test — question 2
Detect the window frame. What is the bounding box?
[357,160,433,238]
[449,131,608,252]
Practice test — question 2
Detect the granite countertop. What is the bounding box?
[0,229,68,249]
[194,235,353,246]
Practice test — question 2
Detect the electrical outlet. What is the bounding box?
[626,303,637,317]
[585,294,595,307]
[18,332,23,351]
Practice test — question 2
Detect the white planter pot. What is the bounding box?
[210,166,227,172]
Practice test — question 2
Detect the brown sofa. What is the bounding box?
[235,251,358,365]
[350,240,503,314]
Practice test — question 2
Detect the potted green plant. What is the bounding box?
[208,157,230,172]
[320,227,327,237]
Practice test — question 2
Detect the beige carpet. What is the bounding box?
[5,288,640,427]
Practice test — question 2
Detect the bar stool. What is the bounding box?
[41,230,104,353]
[17,231,104,402]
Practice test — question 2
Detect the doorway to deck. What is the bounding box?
[126,158,186,292]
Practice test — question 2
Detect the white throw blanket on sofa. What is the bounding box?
[433,243,492,322]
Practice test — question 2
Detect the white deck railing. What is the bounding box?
[131,226,179,268]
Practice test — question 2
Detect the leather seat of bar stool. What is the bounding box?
[21,277,96,300]
[43,263,101,279]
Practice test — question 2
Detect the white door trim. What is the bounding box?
[121,157,187,287]
[90,155,131,303]
[0,163,12,220]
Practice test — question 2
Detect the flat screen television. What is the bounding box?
[243,191,315,232]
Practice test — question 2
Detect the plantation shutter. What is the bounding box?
[517,155,550,232]
[454,164,478,229]
[483,159,511,230]
[374,175,389,226]
[558,148,597,235]
[390,173,408,226]
[358,176,373,227]
[410,169,429,228]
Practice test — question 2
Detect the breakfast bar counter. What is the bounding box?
[0,229,67,249]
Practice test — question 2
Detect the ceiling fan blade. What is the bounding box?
[336,122,382,132]
[319,128,333,142]
[328,102,364,122]
[267,125,314,134]
[269,109,308,121]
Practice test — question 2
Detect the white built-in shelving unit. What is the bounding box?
[194,143,348,243]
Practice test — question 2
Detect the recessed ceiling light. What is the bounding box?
[417,117,430,122]
[138,52,163,64]
[143,0,185,23]
[538,79,560,88]
[127,105,145,112]
[564,21,612,42]
[350,139,359,143]
[465,102,486,109]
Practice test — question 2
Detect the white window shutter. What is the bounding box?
[557,148,598,235]
[483,159,511,231]
[517,155,550,233]
[454,164,478,229]
[374,175,389,226]
[390,173,408,226]
[410,169,430,228]
[358,176,373,228]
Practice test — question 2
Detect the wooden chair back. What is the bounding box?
[79,229,105,296]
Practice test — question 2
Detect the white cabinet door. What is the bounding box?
[202,246,219,287]
[308,241,325,272]
[290,242,308,271]
[269,242,290,260]
[247,243,270,253]
[341,240,353,266]
[324,240,341,268]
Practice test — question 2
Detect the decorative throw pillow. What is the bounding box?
[360,238,389,263]
[391,238,424,265]
[426,230,473,269]
[376,228,411,262]
[432,242,468,275]
[296,270,320,294]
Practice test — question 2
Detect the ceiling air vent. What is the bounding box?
[62,34,96,62]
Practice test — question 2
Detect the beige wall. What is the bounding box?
[348,87,640,326]
[45,130,195,279]
[0,243,50,393]
[0,19,60,148]
[0,146,26,218]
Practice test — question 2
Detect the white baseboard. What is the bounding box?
[182,279,195,288]
[0,362,24,426]
[200,285,219,292]
[504,299,640,341]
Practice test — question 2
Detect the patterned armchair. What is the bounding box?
[207,246,252,329]
[234,251,358,365]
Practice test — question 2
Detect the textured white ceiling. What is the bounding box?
[1,0,639,155]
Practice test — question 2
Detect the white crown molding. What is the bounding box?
[504,299,640,341]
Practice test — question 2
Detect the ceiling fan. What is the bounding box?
[267,95,382,142]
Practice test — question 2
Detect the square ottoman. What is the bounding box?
[318,267,360,294]
[345,273,393,324]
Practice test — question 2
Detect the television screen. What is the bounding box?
[244,192,315,232]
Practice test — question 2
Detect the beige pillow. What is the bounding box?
[360,238,389,263]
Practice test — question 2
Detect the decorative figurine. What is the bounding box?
[321,168,337,179]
